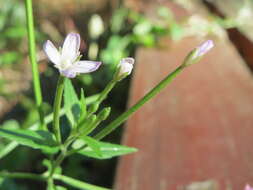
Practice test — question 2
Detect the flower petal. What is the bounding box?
[62,33,81,61]
[43,40,61,65]
[194,40,214,59]
[60,68,77,78]
[72,61,102,73]
[120,57,135,66]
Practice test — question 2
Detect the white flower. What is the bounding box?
[118,57,135,78]
[43,33,101,78]
[192,40,214,59]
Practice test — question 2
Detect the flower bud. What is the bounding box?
[192,40,214,59]
[183,40,214,67]
[97,107,111,121]
[88,102,99,114]
[115,57,135,81]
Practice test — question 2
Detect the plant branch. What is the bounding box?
[53,174,111,190]
[94,64,187,140]
[0,171,46,181]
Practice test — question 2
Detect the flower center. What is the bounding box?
[58,59,73,70]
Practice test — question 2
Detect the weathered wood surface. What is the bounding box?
[115,1,253,190]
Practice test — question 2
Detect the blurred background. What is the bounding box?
[1,0,253,189]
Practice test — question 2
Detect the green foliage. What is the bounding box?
[80,136,102,157]
[76,138,137,159]
[110,8,129,33]
[0,0,26,66]
[1,120,20,130]
[0,128,59,154]
[79,88,87,121]
[0,178,28,190]
[100,35,131,69]
[64,79,80,127]
[0,52,22,65]
[56,186,67,190]
[98,6,176,73]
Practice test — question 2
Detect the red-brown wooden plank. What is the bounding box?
[115,2,253,190]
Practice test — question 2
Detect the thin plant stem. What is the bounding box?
[53,174,111,190]
[0,171,46,181]
[97,80,116,103]
[0,172,110,190]
[87,80,116,116]
[25,0,45,129]
[53,76,65,144]
[49,152,65,178]
[47,178,55,190]
[94,64,187,140]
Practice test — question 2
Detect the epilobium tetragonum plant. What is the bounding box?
[0,1,214,189]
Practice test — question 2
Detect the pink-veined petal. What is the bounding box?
[72,61,102,73]
[43,40,61,65]
[62,33,81,61]
[60,68,77,78]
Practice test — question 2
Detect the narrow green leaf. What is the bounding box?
[80,136,102,157]
[64,79,80,126]
[77,140,137,159]
[0,129,59,154]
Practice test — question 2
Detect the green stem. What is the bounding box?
[53,76,65,144]
[47,178,55,190]
[0,172,111,190]
[87,80,116,116]
[25,0,45,129]
[94,64,187,140]
[97,80,116,103]
[49,152,65,178]
[0,171,46,181]
[53,174,111,190]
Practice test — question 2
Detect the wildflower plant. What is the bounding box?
[0,0,214,189]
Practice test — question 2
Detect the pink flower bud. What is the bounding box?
[118,57,135,77]
[192,40,214,59]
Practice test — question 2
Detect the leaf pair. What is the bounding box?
[0,127,137,159]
